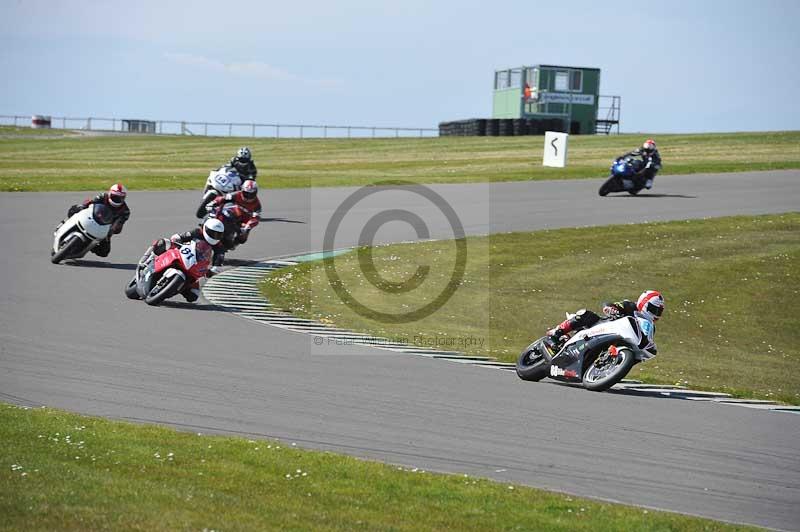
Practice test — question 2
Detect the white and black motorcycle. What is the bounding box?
[516,313,656,391]
[195,166,242,218]
[51,203,114,264]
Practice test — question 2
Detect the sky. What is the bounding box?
[1,0,799,133]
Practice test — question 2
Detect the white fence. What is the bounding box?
[0,114,439,139]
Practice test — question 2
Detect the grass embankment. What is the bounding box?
[1,127,798,191]
[262,214,800,405]
[0,126,78,137]
[0,404,756,531]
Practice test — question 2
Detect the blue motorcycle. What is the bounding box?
[598,156,645,196]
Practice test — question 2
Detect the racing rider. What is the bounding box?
[67,183,130,257]
[620,139,662,189]
[546,290,665,354]
[223,146,258,181]
[150,218,226,302]
[207,179,261,257]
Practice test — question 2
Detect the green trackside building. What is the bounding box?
[492,65,620,134]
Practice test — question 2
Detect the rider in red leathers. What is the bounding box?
[207,179,261,260]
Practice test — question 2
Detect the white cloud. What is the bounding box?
[163,52,335,86]
[163,53,225,71]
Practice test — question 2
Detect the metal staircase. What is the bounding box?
[595,95,621,134]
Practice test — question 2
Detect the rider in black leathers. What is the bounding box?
[66,183,130,257]
[620,139,662,189]
[224,146,258,180]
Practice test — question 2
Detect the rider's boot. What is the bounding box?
[183,287,200,303]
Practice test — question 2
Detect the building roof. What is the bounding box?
[495,65,601,72]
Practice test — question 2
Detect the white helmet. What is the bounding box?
[202,218,225,246]
[637,290,665,321]
[241,179,258,199]
[236,146,252,162]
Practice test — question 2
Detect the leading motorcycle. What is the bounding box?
[516,314,656,391]
[125,240,213,306]
[598,156,645,196]
[51,203,114,264]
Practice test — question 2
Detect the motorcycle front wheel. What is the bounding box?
[51,236,83,264]
[124,276,140,299]
[196,190,218,218]
[145,275,184,306]
[516,340,552,381]
[598,176,618,197]
[582,346,636,391]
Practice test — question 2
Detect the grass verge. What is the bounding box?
[0,403,757,531]
[1,128,799,191]
[261,214,800,405]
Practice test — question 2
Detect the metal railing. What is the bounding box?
[0,114,439,139]
[596,95,621,134]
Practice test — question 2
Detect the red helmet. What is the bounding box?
[642,139,656,152]
[108,183,127,207]
[241,179,258,200]
[637,290,665,321]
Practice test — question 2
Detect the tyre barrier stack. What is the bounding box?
[439,117,571,136]
[437,119,486,136]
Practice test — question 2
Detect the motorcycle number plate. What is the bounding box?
[213,174,230,188]
[179,243,198,269]
[550,366,565,377]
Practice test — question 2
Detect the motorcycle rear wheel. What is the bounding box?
[582,347,636,391]
[145,275,184,306]
[516,340,551,381]
[51,236,83,264]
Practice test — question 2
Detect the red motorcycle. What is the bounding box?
[125,240,213,306]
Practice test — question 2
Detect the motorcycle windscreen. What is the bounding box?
[92,203,114,225]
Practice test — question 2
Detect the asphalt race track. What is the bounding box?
[2,170,799,530]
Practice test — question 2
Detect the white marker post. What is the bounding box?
[543,131,568,168]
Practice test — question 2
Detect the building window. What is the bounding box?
[509,69,522,88]
[570,70,582,92]
[555,71,569,91]
[554,70,583,92]
[495,70,510,90]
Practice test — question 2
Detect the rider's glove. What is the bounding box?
[603,305,621,318]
